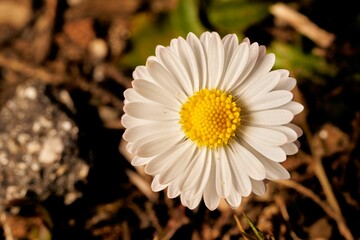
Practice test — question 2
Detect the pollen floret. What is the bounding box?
[179,89,241,148]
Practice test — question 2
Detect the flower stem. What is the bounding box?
[302,123,353,240]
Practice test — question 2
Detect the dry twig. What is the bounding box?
[0,53,124,110]
[32,0,57,63]
[302,122,354,240]
[270,3,335,48]
[276,177,353,240]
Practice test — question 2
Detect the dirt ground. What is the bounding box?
[0,0,359,239]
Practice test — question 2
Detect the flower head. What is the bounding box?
[122,32,303,210]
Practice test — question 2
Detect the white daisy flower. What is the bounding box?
[122,32,303,210]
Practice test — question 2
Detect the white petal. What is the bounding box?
[177,37,200,91]
[157,47,193,96]
[251,51,275,75]
[179,149,206,191]
[145,150,174,176]
[132,79,181,110]
[231,141,266,180]
[238,126,288,146]
[123,121,179,142]
[281,142,299,155]
[242,42,261,73]
[151,175,168,192]
[274,76,296,91]
[258,45,267,59]
[127,131,177,154]
[251,179,266,195]
[268,125,298,143]
[147,56,158,62]
[266,161,290,180]
[280,101,304,115]
[203,154,220,210]
[126,142,135,154]
[229,42,260,91]
[242,37,250,44]
[144,139,186,175]
[225,146,252,196]
[127,130,180,156]
[154,45,164,58]
[159,141,197,185]
[253,150,290,180]
[132,156,153,166]
[221,42,249,91]
[121,114,148,129]
[239,71,280,99]
[186,32,207,90]
[223,34,238,50]
[133,65,151,80]
[233,53,275,95]
[246,90,293,111]
[215,148,232,197]
[124,102,179,121]
[239,136,287,162]
[226,190,242,208]
[287,123,303,137]
[200,31,212,49]
[136,132,184,158]
[180,193,202,210]
[146,60,187,102]
[207,32,224,89]
[124,88,149,104]
[277,69,290,78]
[222,33,239,69]
[169,38,179,55]
[167,176,181,198]
[244,109,293,126]
[182,150,212,200]
[265,161,290,180]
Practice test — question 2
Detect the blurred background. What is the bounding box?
[0,0,359,239]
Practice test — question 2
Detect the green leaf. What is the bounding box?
[120,0,205,69]
[243,213,266,240]
[169,0,205,36]
[208,0,270,34]
[119,13,176,68]
[269,41,337,85]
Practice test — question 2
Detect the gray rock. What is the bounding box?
[0,81,89,205]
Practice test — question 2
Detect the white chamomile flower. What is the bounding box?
[122,31,303,210]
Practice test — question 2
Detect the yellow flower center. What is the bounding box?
[179,89,241,148]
